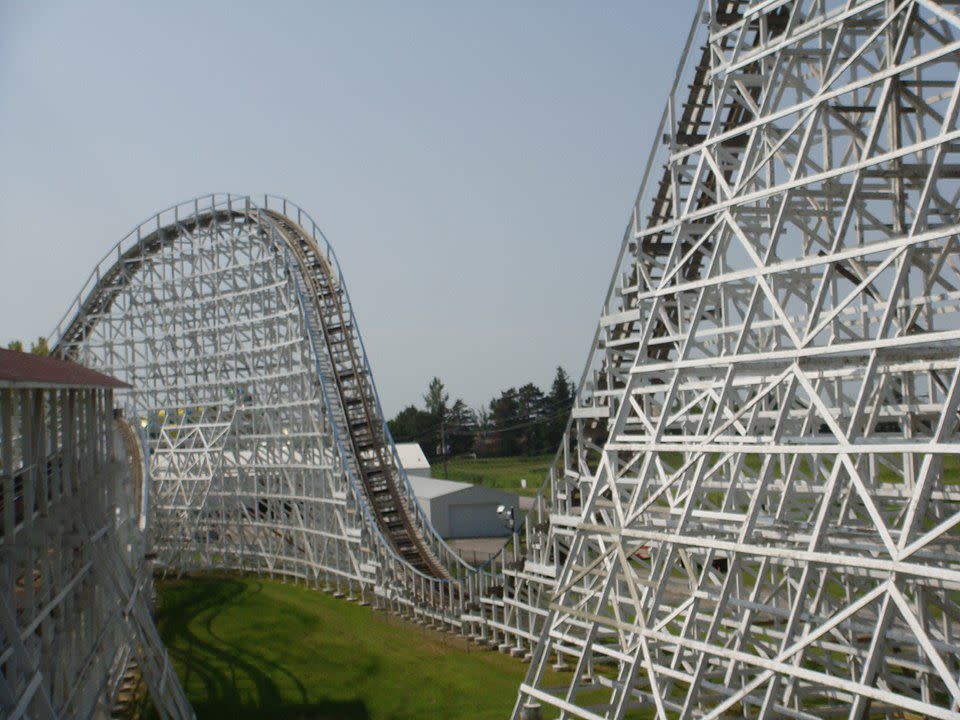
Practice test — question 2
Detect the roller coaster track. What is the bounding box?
[514,1,960,718]
[261,208,449,578]
[54,196,473,591]
[11,1,960,718]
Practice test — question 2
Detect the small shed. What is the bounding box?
[407,474,520,539]
[395,442,431,475]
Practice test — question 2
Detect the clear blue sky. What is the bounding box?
[0,1,696,416]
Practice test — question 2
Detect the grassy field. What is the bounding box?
[434,454,554,496]
[153,575,540,720]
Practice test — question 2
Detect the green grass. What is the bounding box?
[153,575,539,720]
[435,454,554,496]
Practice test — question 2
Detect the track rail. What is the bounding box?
[261,209,450,577]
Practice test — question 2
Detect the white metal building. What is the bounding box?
[406,475,520,539]
[396,442,521,538]
[394,442,431,475]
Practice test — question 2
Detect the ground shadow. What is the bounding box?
[151,576,370,720]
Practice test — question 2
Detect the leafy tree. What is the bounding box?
[5,338,48,355]
[447,398,473,426]
[30,337,49,356]
[387,405,434,447]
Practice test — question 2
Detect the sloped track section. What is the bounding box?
[262,209,449,578]
[52,195,489,626]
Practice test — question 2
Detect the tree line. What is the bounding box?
[387,367,576,461]
[6,338,50,355]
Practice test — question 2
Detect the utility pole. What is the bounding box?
[440,411,448,478]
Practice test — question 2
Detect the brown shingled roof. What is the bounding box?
[0,348,130,389]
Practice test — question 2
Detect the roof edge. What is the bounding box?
[0,348,130,389]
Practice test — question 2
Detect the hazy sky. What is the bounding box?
[0,1,696,416]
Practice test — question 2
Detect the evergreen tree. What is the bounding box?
[517,382,546,454]
[546,366,575,447]
[489,388,521,456]
[386,368,578,462]
[421,377,449,459]
[423,377,449,419]
[446,399,476,456]
[387,405,434,447]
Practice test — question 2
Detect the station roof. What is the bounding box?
[0,348,130,389]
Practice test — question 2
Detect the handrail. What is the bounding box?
[49,193,245,347]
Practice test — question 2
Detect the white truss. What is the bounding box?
[17,2,960,716]
[50,195,503,641]
[0,381,193,720]
[513,0,960,718]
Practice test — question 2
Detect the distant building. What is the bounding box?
[394,443,519,539]
[406,475,520,539]
[394,442,431,475]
